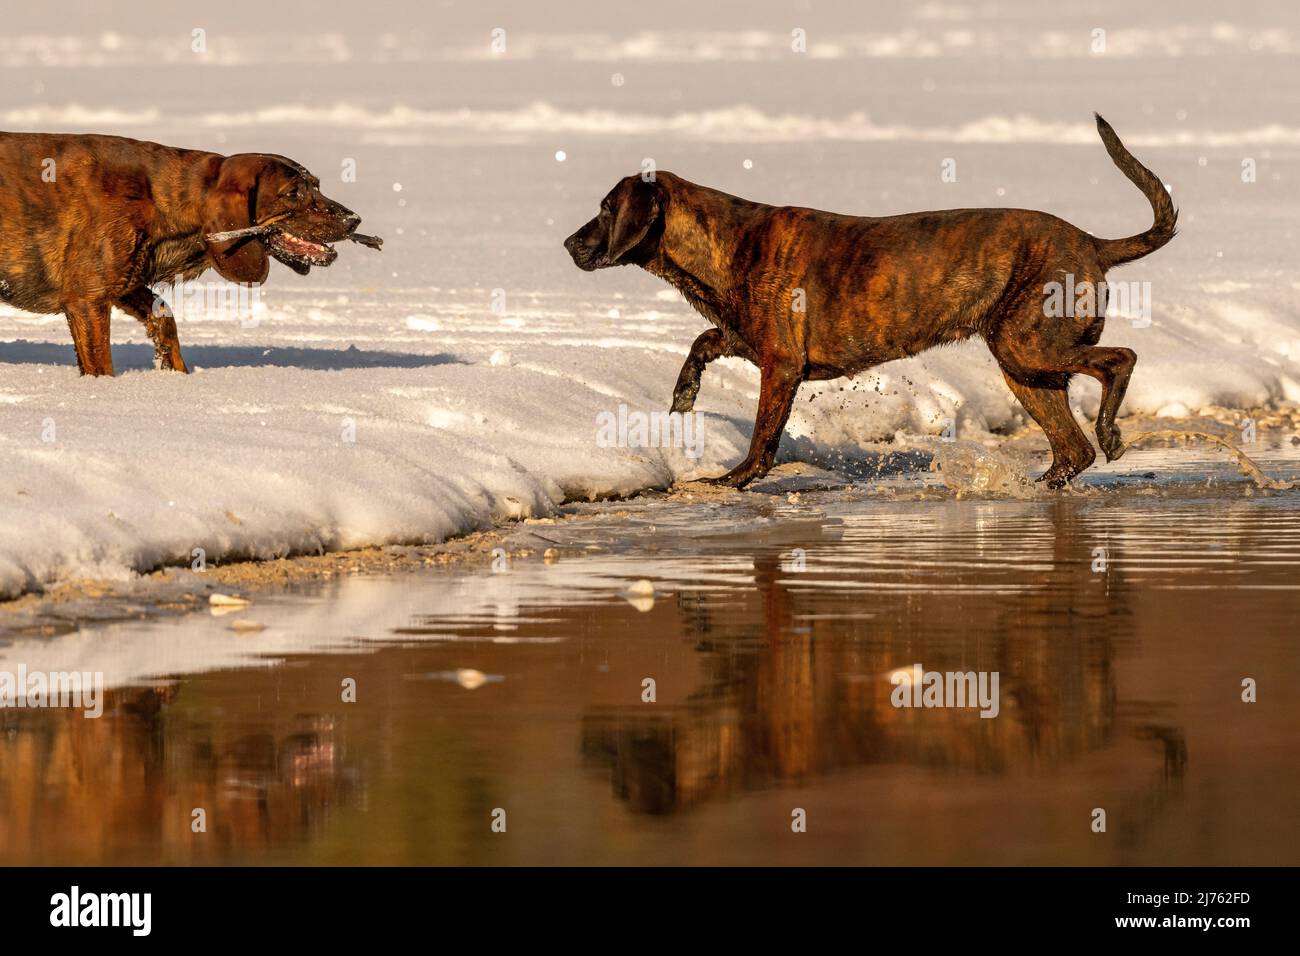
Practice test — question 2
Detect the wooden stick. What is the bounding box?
[205,225,383,250]
[205,224,278,243]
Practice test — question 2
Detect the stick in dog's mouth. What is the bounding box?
[205,224,278,243]
[205,224,384,252]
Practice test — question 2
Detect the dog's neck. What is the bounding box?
[643,174,763,328]
[147,154,219,233]
[136,155,226,284]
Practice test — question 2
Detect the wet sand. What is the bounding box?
[1,436,1298,866]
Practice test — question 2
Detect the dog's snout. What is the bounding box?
[564,230,600,271]
[342,211,362,232]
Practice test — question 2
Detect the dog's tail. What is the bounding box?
[1091,113,1178,270]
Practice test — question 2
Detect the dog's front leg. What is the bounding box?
[670,328,728,413]
[701,362,803,488]
[64,301,114,376]
[118,288,189,372]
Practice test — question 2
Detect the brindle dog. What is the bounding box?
[565,114,1177,488]
[0,133,374,376]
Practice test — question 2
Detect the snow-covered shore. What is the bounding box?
[0,335,747,599]
[3,278,1297,600]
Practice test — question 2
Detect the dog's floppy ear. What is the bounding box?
[606,178,662,264]
[202,154,271,284]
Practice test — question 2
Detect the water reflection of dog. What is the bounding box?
[0,687,356,863]
[582,500,1185,820]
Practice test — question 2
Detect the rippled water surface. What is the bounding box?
[3,454,1299,865]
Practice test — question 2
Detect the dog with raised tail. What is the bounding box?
[565,114,1176,488]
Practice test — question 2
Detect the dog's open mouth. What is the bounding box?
[267,230,338,274]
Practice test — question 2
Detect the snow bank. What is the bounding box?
[3,294,1294,601]
[0,350,741,599]
[7,101,1300,148]
[0,314,1022,599]
[2,22,1293,70]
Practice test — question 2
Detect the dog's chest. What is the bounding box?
[649,257,729,329]
[146,233,208,284]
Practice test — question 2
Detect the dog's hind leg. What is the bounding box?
[988,274,1118,484]
[64,301,114,376]
[998,369,1096,488]
[671,328,728,413]
[1061,346,1136,462]
[117,288,189,373]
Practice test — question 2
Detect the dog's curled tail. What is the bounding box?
[1091,113,1178,269]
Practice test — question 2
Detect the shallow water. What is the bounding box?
[2,449,1299,865]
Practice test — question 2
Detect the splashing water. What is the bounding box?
[925,439,1040,498]
[915,429,1298,498]
[1122,430,1299,491]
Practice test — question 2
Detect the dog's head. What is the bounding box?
[203,154,362,282]
[564,175,665,272]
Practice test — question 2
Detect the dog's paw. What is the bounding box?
[1037,466,1077,489]
[1098,430,1126,463]
[669,386,699,415]
[697,470,754,489]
